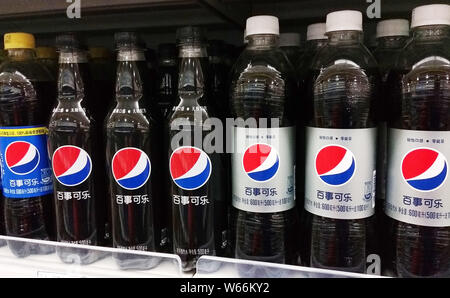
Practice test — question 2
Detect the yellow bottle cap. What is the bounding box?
[89,47,110,59]
[35,46,57,59]
[4,32,35,50]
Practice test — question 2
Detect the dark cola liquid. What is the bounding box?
[169,35,227,270]
[169,125,225,271]
[106,123,159,269]
[230,37,299,267]
[48,124,99,259]
[303,64,379,273]
[386,65,450,277]
[107,128,155,251]
[134,60,167,253]
[0,79,56,256]
[106,49,158,268]
[82,61,112,247]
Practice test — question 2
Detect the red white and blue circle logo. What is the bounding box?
[315,145,356,186]
[112,147,151,190]
[242,143,280,182]
[5,141,40,175]
[52,146,92,187]
[170,146,212,190]
[401,148,448,192]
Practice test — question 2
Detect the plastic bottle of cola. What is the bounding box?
[385,4,450,277]
[303,10,380,274]
[230,16,300,269]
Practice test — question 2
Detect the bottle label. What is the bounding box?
[304,127,376,220]
[0,126,53,198]
[231,127,295,213]
[169,146,214,258]
[111,147,151,190]
[52,145,92,187]
[386,128,450,227]
[169,146,212,191]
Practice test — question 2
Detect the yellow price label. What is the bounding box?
[0,127,48,137]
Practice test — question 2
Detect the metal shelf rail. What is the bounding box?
[0,235,382,278]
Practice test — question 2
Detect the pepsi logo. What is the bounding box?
[315,145,356,186]
[52,146,92,187]
[242,144,279,182]
[5,141,40,175]
[170,146,212,190]
[402,148,448,192]
[112,148,151,190]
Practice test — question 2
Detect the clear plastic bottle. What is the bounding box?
[296,23,328,218]
[385,4,450,277]
[230,16,300,268]
[106,32,158,269]
[48,33,99,264]
[372,20,410,266]
[303,11,379,274]
[0,32,55,257]
[168,26,227,271]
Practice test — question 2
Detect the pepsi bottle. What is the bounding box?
[373,19,409,207]
[0,32,55,257]
[168,26,226,271]
[106,32,157,269]
[229,16,299,266]
[385,4,450,277]
[303,11,379,274]
[47,33,100,264]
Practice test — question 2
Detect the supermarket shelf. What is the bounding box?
[0,0,248,36]
[194,256,382,278]
[0,0,197,19]
[0,236,191,278]
[0,236,387,278]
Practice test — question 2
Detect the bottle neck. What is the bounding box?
[179,44,207,58]
[376,35,409,49]
[57,49,87,102]
[116,47,145,62]
[115,47,144,106]
[7,48,35,61]
[247,34,279,50]
[412,25,450,42]
[306,39,328,51]
[327,30,364,45]
[177,43,207,105]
